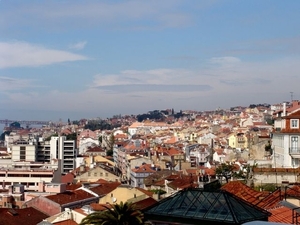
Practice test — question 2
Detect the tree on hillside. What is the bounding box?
[0,131,11,141]
[10,122,21,128]
[215,163,235,183]
[80,201,145,225]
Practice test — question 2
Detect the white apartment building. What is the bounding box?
[272,101,300,168]
[49,136,76,174]
[0,160,62,191]
[11,139,37,162]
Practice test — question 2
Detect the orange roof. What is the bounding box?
[46,190,95,205]
[132,164,156,173]
[221,181,263,205]
[135,187,154,197]
[133,197,157,210]
[0,207,48,225]
[89,182,121,196]
[256,189,282,209]
[268,206,294,224]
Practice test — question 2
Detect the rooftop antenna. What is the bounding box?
[290,92,294,102]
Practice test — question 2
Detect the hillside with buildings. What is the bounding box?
[0,101,300,224]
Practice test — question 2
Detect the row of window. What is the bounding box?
[87,172,109,177]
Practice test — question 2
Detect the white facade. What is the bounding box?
[272,102,300,168]
[0,160,62,191]
[38,136,76,174]
[11,140,37,162]
[50,136,76,174]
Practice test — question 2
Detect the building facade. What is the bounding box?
[272,101,300,168]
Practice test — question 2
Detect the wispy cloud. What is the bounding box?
[69,41,87,50]
[0,76,34,90]
[0,41,88,69]
[92,69,199,86]
[0,0,196,31]
[220,36,300,56]
[95,84,211,93]
[209,56,241,65]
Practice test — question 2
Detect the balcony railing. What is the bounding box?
[289,148,300,155]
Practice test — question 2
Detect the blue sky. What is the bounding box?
[1,0,300,122]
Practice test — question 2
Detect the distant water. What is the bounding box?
[0,124,44,133]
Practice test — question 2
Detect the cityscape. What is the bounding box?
[0,100,300,224]
[2,0,300,224]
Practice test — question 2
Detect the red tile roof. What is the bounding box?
[268,206,294,224]
[256,189,282,209]
[135,187,154,197]
[66,183,82,190]
[221,181,264,205]
[133,197,157,210]
[61,173,75,184]
[86,146,105,153]
[45,190,95,205]
[90,203,112,211]
[89,182,121,196]
[0,207,48,225]
[132,164,156,173]
[167,175,198,190]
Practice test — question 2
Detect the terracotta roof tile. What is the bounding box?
[89,182,121,196]
[135,187,154,197]
[46,190,95,205]
[90,203,112,211]
[0,207,48,225]
[268,206,294,224]
[133,197,157,210]
[221,181,263,205]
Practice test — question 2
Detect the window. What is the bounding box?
[291,119,299,129]
[291,136,299,152]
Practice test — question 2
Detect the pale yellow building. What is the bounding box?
[227,132,248,149]
[99,186,153,205]
[75,166,120,182]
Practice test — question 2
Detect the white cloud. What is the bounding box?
[92,68,198,87]
[2,56,300,120]
[69,41,87,50]
[0,41,88,69]
[0,76,33,90]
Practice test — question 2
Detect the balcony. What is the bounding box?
[289,148,300,158]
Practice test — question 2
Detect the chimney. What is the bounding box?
[38,181,45,192]
[283,102,286,116]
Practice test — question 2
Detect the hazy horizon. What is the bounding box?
[1,1,299,122]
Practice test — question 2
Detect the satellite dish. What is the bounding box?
[112,197,117,203]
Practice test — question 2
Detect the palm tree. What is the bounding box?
[80,201,145,225]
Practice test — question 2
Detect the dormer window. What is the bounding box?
[291,119,299,129]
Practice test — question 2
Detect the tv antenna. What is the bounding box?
[290,92,294,102]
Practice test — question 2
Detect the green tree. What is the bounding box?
[63,133,77,140]
[215,163,235,183]
[0,131,11,141]
[10,122,21,128]
[80,201,144,225]
[44,133,58,141]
